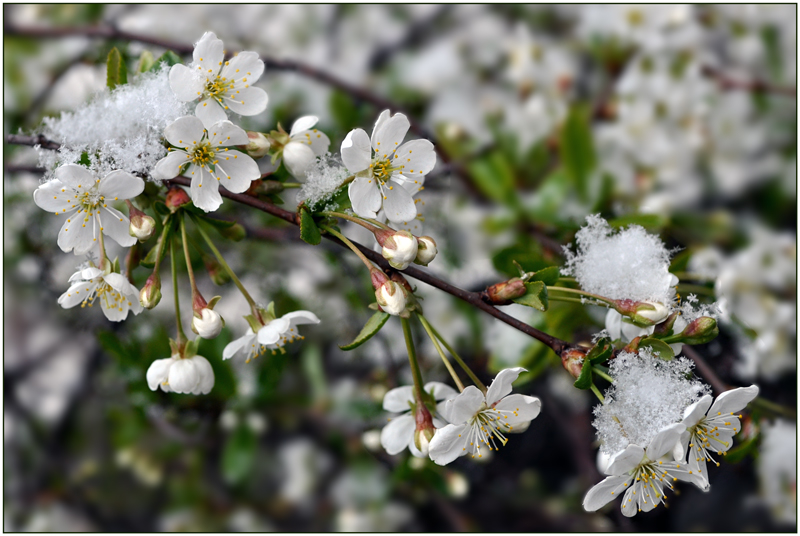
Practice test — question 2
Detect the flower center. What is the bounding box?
[205,75,236,101]
[190,141,216,167]
[461,404,522,458]
[371,157,398,184]
[77,185,104,212]
[76,278,130,312]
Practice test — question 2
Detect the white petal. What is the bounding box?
[221,51,264,83]
[169,63,205,102]
[393,139,436,176]
[193,31,224,78]
[223,331,256,360]
[443,386,484,424]
[493,394,541,428]
[292,128,330,157]
[382,183,417,225]
[646,423,685,461]
[290,116,319,137]
[687,451,710,491]
[257,317,290,345]
[33,180,74,213]
[672,431,690,462]
[371,110,391,138]
[153,150,191,180]
[282,142,316,179]
[605,309,622,340]
[682,395,713,425]
[423,382,457,403]
[57,214,96,254]
[189,166,223,212]
[213,150,260,193]
[164,116,205,149]
[97,170,144,200]
[283,310,321,327]
[372,112,409,152]
[223,86,268,116]
[607,444,645,475]
[100,293,128,322]
[58,282,90,309]
[196,99,228,130]
[383,386,415,412]
[380,414,415,455]
[147,357,175,391]
[54,164,95,191]
[168,358,199,394]
[99,206,135,248]
[486,367,526,406]
[428,423,468,466]
[348,176,382,219]
[340,129,372,172]
[207,120,249,146]
[708,385,759,416]
[583,475,631,511]
[620,487,638,517]
[191,355,215,395]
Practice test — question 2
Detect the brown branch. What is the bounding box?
[6,133,61,150]
[702,65,796,98]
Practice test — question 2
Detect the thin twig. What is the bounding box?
[702,65,796,98]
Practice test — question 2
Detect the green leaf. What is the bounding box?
[106,47,127,90]
[639,337,675,360]
[136,50,155,74]
[148,50,182,72]
[466,151,518,207]
[573,359,593,390]
[299,208,321,245]
[339,311,391,350]
[587,337,614,365]
[221,426,257,485]
[512,281,548,311]
[560,105,596,200]
[530,266,561,286]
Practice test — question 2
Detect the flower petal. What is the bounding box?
[58,282,90,309]
[380,414,415,455]
[292,128,331,157]
[99,206,135,248]
[196,99,228,131]
[672,430,690,462]
[290,116,319,137]
[606,444,645,475]
[707,385,759,416]
[224,86,268,116]
[283,310,321,327]
[191,355,215,395]
[340,128,372,173]
[97,170,144,200]
[383,385,414,412]
[687,450,710,491]
[100,294,129,322]
[645,423,685,461]
[57,214,96,254]
[193,31,224,78]
[282,142,316,179]
[257,317,291,345]
[486,367,526,406]
[393,139,436,176]
[583,475,632,512]
[221,50,264,84]
[424,382,457,403]
[493,393,541,428]
[33,180,74,213]
[620,487,638,517]
[348,175,381,219]
[443,385,484,424]
[372,112,409,153]
[223,331,256,360]
[213,150,260,193]
[189,166,223,212]
[147,357,175,391]
[169,358,199,394]
[164,116,205,149]
[54,164,95,191]
[169,63,205,102]
[207,120,249,147]
[605,309,622,340]
[428,423,468,466]
[153,150,191,180]
[103,272,137,296]
[682,395,713,425]
[382,182,417,225]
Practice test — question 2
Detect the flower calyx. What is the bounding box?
[413,402,436,456]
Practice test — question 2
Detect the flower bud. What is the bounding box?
[375,280,408,316]
[140,273,162,309]
[204,255,230,286]
[561,348,586,379]
[193,308,224,339]
[675,317,718,345]
[485,277,527,305]
[239,131,271,159]
[378,230,418,270]
[128,205,156,242]
[219,222,246,242]
[165,187,192,212]
[613,299,670,327]
[414,236,437,266]
[414,404,436,456]
[653,311,679,336]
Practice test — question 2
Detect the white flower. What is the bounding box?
[169,31,268,129]
[375,280,407,316]
[428,367,541,465]
[673,385,759,490]
[192,308,224,339]
[57,265,142,322]
[152,116,260,212]
[381,230,418,270]
[583,423,693,517]
[380,382,457,457]
[281,116,331,179]
[146,353,215,395]
[342,110,436,225]
[223,310,320,362]
[33,164,144,255]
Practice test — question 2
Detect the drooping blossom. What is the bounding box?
[147,353,215,395]
[58,264,142,322]
[381,382,457,457]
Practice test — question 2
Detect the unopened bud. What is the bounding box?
[377,229,418,270]
[485,277,527,305]
[128,205,156,242]
[414,236,437,266]
[675,317,718,345]
[239,131,271,159]
[165,187,192,212]
[140,273,162,309]
[561,348,586,379]
[256,180,285,195]
[204,255,230,285]
[192,308,224,339]
[375,280,408,316]
[653,311,679,336]
[614,299,670,327]
[414,404,436,456]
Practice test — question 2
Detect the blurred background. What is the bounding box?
[3,4,797,532]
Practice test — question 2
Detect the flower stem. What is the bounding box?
[319,224,376,273]
[548,295,606,306]
[282,182,302,189]
[179,216,200,299]
[590,383,605,403]
[94,212,109,270]
[170,239,187,344]
[321,211,381,234]
[191,214,258,314]
[416,313,465,392]
[547,286,615,306]
[152,215,173,275]
[401,317,426,404]
[593,367,615,383]
[419,314,487,393]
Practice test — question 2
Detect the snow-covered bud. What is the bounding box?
[414,403,436,456]
[375,278,408,316]
[613,299,670,327]
[140,273,162,309]
[192,308,224,339]
[674,317,718,345]
[376,229,418,270]
[485,277,527,305]
[165,187,192,212]
[561,348,586,379]
[414,236,437,266]
[239,131,270,159]
[128,204,156,242]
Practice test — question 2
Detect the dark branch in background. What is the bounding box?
[6,133,61,151]
[702,65,796,98]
